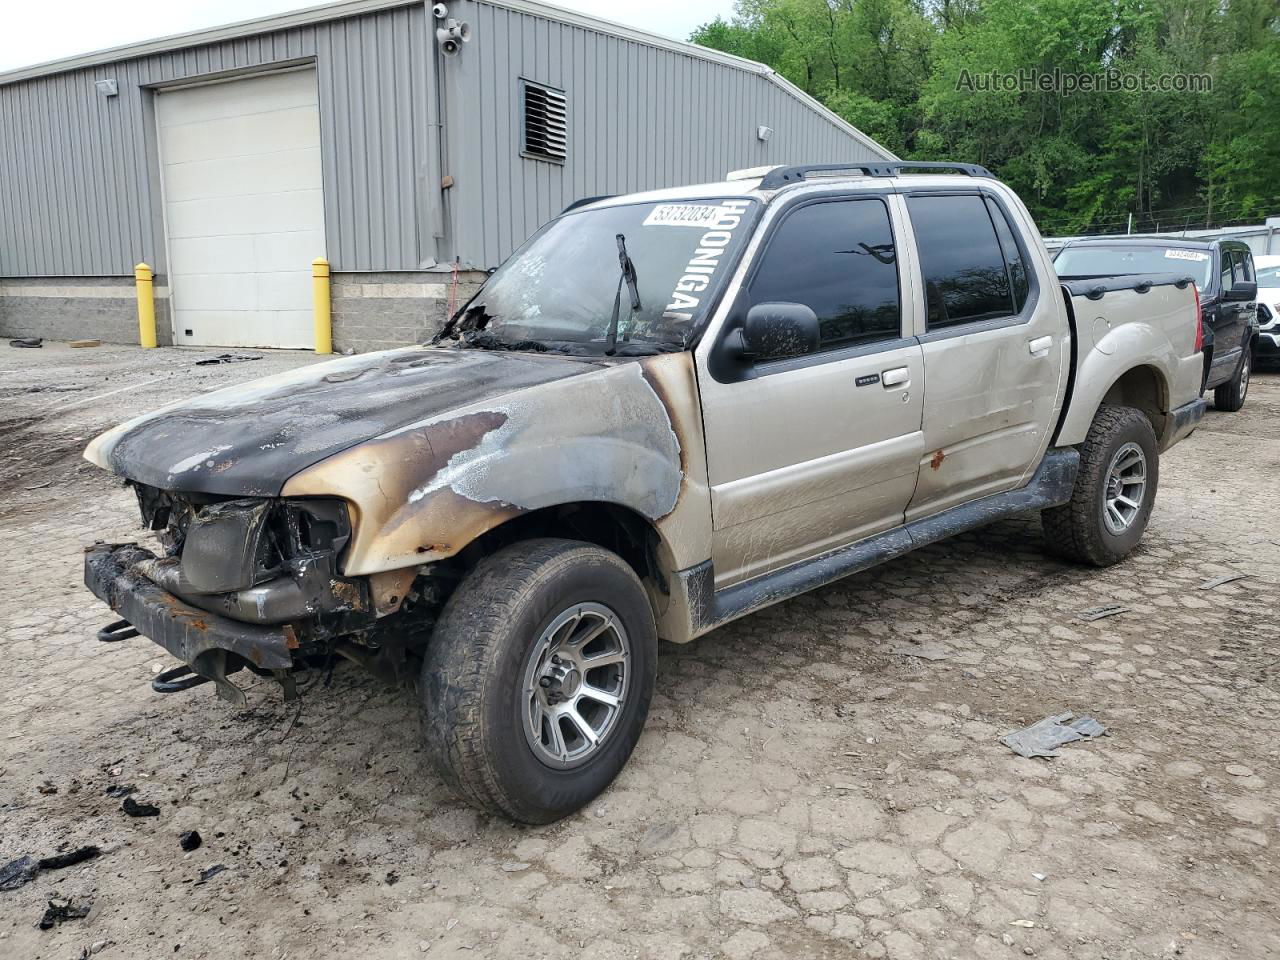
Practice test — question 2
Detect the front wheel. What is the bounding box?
[1213,348,1250,412]
[420,538,656,824]
[1041,405,1159,567]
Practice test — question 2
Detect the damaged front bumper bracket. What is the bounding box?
[84,543,296,706]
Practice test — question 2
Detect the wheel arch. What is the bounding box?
[1058,361,1171,449]
[443,500,693,643]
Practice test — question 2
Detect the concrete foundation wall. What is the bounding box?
[0,272,486,353]
[0,278,173,346]
[331,271,487,354]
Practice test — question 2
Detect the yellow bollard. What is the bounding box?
[312,257,333,355]
[134,263,157,349]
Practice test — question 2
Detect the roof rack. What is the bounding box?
[758,161,994,190]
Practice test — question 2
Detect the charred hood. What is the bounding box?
[89,348,600,496]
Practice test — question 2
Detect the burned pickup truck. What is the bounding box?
[85,162,1206,823]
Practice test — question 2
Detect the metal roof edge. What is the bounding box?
[482,0,896,159]
[761,70,899,161]
[0,0,417,85]
[0,0,897,161]
[476,0,774,73]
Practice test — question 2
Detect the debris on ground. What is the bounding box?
[1076,604,1131,622]
[892,642,952,661]
[68,339,102,348]
[121,796,160,817]
[8,337,42,348]
[1198,573,1248,590]
[37,779,58,795]
[38,846,101,870]
[1000,712,1108,758]
[0,846,102,892]
[0,855,38,891]
[37,897,92,929]
[104,784,135,798]
[179,831,202,852]
[196,864,228,884]
[194,354,262,366]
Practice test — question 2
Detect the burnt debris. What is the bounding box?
[121,796,160,818]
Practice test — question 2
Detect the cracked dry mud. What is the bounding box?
[1,343,1277,959]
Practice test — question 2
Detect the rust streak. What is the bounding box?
[930,449,946,471]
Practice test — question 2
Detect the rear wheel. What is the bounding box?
[1041,405,1158,567]
[1213,348,1250,412]
[420,538,656,824]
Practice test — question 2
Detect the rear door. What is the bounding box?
[901,190,1069,520]
[694,193,925,587]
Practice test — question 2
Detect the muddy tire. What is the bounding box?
[1213,347,1251,412]
[420,538,656,824]
[1041,405,1159,567]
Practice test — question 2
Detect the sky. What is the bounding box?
[0,0,739,72]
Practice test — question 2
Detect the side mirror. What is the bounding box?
[1226,279,1256,302]
[741,302,820,361]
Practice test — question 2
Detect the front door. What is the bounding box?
[901,191,1069,520]
[1209,247,1255,382]
[695,194,925,587]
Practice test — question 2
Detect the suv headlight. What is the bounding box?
[180,498,351,594]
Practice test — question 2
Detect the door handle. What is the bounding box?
[881,366,910,387]
[1028,335,1052,356]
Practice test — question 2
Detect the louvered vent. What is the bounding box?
[521,79,567,163]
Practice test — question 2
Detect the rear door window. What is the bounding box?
[985,197,1030,313]
[906,194,1015,330]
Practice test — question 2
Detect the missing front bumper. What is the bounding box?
[84,543,296,705]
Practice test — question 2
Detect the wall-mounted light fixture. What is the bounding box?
[757,125,773,142]
[94,79,119,97]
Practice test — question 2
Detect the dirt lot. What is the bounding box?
[1,342,1277,960]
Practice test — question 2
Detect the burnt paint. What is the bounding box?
[283,356,710,577]
[89,348,600,497]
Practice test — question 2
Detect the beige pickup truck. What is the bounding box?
[84,162,1206,823]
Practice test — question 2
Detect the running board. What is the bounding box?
[690,448,1080,637]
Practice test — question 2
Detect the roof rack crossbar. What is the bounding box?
[758,161,994,189]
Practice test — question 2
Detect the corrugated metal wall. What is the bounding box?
[0,3,432,277]
[445,0,893,268]
[0,0,893,278]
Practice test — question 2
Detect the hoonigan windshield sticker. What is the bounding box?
[660,199,754,324]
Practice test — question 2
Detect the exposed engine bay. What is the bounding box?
[84,483,447,704]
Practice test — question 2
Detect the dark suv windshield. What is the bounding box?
[445,198,759,354]
[1055,243,1213,289]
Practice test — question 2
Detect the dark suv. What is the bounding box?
[1055,237,1259,411]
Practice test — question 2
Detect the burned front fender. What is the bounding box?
[282,353,713,577]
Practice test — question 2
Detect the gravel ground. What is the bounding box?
[1,342,1277,960]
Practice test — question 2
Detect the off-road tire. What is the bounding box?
[1213,347,1251,412]
[1041,405,1158,567]
[420,538,657,824]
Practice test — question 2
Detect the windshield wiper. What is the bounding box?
[434,302,493,344]
[604,233,641,356]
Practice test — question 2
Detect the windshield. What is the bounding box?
[1256,262,1280,286]
[1055,244,1213,289]
[444,198,759,354]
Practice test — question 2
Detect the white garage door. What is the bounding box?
[157,69,325,349]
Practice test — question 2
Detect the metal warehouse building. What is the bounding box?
[0,0,893,352]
